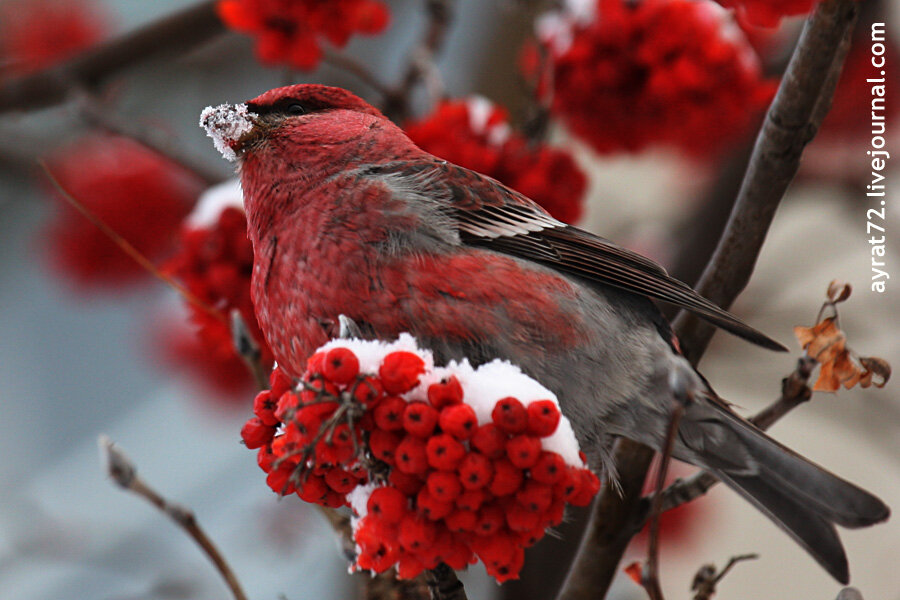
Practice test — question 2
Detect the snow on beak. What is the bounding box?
[200,102,257,162]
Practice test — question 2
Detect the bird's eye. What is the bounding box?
[286,103,307,116]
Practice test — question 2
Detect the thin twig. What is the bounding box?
[0,1,224,114]
[650,356,815,517]
[39,160,227,325]
[322,49,394,99]
[74,87,224,185]
[641,401,686,600]
[230,309,270,390]
[98,435,248,600]
[382,0,455,121]
[691,554,759,600]
[556,2,860,598]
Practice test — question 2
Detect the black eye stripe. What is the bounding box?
[246,99,312,117]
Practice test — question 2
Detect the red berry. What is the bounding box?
[456,489,487,512]
[484,545,524,583]
[516,480,553,513]
[395,436,429,475]
[305,351,326,377]
[315,438,354,465]
[531,451,566,484]
[426,470,462,502]
[380,351,425,394]
[426,434,466,470]
[297,474,329,504]
[568,469,600,506]
[518,526,546,547]
[266,462,296,495]
[488,458,523,497]
[369,429,402,464]
[475,503,506,536]
[541,499,566,528]
[427,375,464,408]
[471,423,507,459]
[257,444,275,472]
[492,397,528,433]
[269,366,294,397]
[506,503,542,532]
[374,396,407,431]
[439,403,478,439]
[526,400,560,437]
[416,487,454,520]
[506,435,542,469]
[441,535,474,570]
[241,417,275,449]
[367,486,408,524]
[354,376,383,405]
[294,407,322,442]
[253,391,279,426]
[402,401,439,437]
[445,509,478,532]
[458,452,493,490]
[397,552,425,579]
[398,513,436,552]
[274,391,300,422]
[390,470,425,496]
[325,468,357,494]
[323,347,359,385]
[555,467,580,500]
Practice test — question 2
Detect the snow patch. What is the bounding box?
[187,178,244,227]
[316,333,586,469]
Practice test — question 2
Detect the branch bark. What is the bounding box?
[0,1,224,114]
[99,435,248,600]
[673,0,860,364]
[556,1,860,598]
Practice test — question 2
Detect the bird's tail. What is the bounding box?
[678,401,890,584]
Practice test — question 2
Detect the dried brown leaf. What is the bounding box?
[826,280,852,304]
[794,317,846,364]
[859,357,891,388]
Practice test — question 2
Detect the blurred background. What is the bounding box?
[0,0,898,599]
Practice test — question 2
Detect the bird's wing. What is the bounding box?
[360,159,786,352]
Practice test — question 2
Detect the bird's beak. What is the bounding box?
[200,102,259,162]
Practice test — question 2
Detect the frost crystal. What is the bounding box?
[200,103,254,162]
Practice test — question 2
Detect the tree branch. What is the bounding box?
[673,0,860,363]
[99,435,248,600]
[0,1,224,114]
[556,1,860,598]
[382,0,455,121]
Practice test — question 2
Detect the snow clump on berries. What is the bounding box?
[241,333,600,583]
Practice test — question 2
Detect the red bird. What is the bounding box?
[201,84,888,583]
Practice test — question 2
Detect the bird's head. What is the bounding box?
[200,84,395,165]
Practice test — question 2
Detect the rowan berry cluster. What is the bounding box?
[216,0,390,70]
[240,336,600,582]
[0,0,108,76]
[163,182,273,395]
[528,0,776,158]
[43,135,201,287]
[405,97,587,224]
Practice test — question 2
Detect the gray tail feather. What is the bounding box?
[689,403,890,584]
